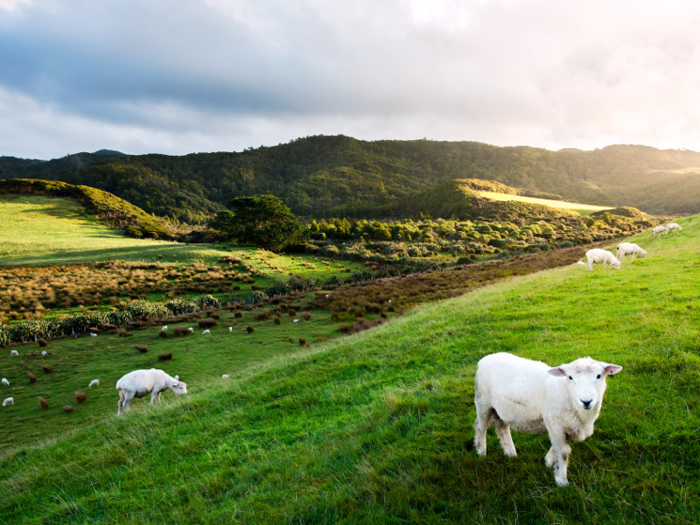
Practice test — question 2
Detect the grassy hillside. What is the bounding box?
[3,137,700,220]
[478,191,613,215]
[1,218,698,523]
[0,194,216,266]
[0,179,179,240]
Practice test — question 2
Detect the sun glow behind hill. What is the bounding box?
[478,191,614,216]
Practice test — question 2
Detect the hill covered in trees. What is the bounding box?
[2,136,700,222]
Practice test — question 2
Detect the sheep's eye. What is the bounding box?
[596,374,601,379]
[568,376,573,380]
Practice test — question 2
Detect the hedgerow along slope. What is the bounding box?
[1,218,699,523]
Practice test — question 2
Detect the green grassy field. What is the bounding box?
[478,191,613,215]
[0,216,697,523]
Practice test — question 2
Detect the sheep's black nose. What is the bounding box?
[581,399,593,409]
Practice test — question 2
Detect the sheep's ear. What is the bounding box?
[603,364,623,375]
[548,367,567,377]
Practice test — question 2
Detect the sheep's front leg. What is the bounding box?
[546,433,572,486]
[150,391,162,404]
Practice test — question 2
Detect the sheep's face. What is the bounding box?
[638,249,647,258]
[171,381,188,395]
[549,358,622,412]
[612,260,621,270]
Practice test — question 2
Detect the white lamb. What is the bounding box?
[161,325,168,331]
[474,352,623,486]
[229,327,232,332]
[1,378,9,386]
[10,350,18,356]
[90,333,97,337]
[202,329,210,335]
[3,397,13,407]
[583,248,621,270]
[616,242,647,261]
[41,351,48,356]
[89,379,100,387]
[666,223,683,232]
[652,225,668,238]
[116,368,188,416]
[222,374,229,379]
[187,327,193,332]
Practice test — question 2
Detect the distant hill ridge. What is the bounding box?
[2,136,700,221]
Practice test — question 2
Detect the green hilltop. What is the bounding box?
[1,217,699,523]
[3,136,700,223]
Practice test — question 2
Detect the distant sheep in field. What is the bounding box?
[41,351,48,356]
[116,368,187,416]
[652,225,668,238]
[89,379,100,387]
[222,374,229,379]
[616,242,647,261]
[1,378,9,386]
[202,329,211,335]
[582,249,621,270]
[666,223,683,232]
[90,333,97,337]
[161,325,168,331]
[135,345,148,354]
[10,350,18,356]
[75,391,87,404]
[474,352,623,486]
[3,397,13,406]
[229,327,232,332]
[28,372,37,384]
[38,397,48,410]
[42,365,54,375]
[38,338,48,348]
[63,405,74,413]
[159,330,167,339]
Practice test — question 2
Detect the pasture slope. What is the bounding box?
[477,191,614,216]
[1,218,699,524]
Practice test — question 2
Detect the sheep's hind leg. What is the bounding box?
[473,392,491,456]
[495,419,517,457]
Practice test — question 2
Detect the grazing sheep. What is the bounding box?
[63,405,74,413]
[666,223,683,232]
[187,327,193,332]
[10,350,18,356]
[116,368,188,416]
[583,248,621,270]
[652,225,668,238]
[3,397,13,406]
[575,261,586,266]
[90,333,97,337]
[75,391,87,404]
[1,378,9,386]
[38,338,48,348]
[202,329,211,335]
[474,352,623,486]
[89,379,100,387]
[38,397,48,410]
[161,325,168,331]
[222,374,229,379]
[41,351,48,356]
[229,327,232,332]
[616,242,647,261]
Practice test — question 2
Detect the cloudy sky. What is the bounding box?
[1,0,700,159]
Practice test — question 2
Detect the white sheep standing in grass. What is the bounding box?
[89,379,100,387]
[116,368,188,416]
[665,223,683,232]
[10,350,18,356]
[90,333,97,337]
[41,351,48,356]
[3,397,13,407]
[222,374,229,379]
[652,225,668,238]
[616,242,647,261]
[202,329,211,335]
[474,352,623,486]
[583,248,621,270]
[1,378,9,386]
[161,325,168,331]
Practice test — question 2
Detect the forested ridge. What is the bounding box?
[2,135,700,222]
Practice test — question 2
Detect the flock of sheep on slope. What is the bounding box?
[0,222,686,486]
